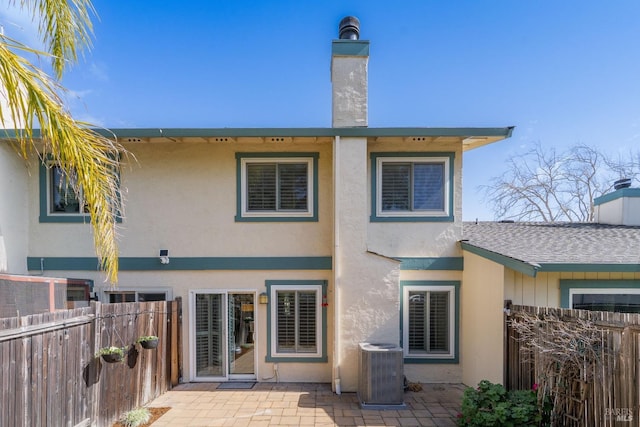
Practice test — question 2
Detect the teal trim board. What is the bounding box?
[594,188,640,206]
[399,280,460,364]
[541,264,640,273]
[560,279,640,308]
[397,257,463,271]
[265,280,328,363]
[460,242,540,277]
[331,40,370,56]
[2,127,514,140]
[27,256,332,271]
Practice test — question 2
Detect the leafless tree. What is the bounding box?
[481,142,640,222]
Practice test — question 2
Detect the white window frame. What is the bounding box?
[569,288,640,311]
[269,284,323,359]
[402,284,456,359]
[240,157,314,219]
[375,156,450,218]
[46,162,87,217]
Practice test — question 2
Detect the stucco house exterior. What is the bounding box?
[0,19,519,391]
[461,188,640,387]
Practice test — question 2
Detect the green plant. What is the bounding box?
[120,407,151,427]
[457,380,543,426]
[136,335,158,343]
[96,346,125,358]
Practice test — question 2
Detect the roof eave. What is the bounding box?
[0,126,516,142]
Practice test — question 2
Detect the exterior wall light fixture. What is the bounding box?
[259,292,268,304]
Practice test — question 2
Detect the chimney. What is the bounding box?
[331,16,369,127]
[594,180,640,226]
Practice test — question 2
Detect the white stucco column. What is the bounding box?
[331,31,401,392]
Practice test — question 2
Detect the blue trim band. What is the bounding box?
[27,256,332,271]
[461,242,540,277]
[397,257,463,271]
[331,40,370,56]
[594,188,640,206]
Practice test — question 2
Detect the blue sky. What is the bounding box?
[2,1,640,220]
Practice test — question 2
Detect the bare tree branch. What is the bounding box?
[480,142,640,222]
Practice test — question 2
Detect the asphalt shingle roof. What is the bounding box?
[462,222,640,266]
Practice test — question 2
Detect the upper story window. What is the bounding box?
[371,152,454,222]
[39,163,89,223]
[236,153,319,222]
[50,166,87,214]
[39,161,122,223]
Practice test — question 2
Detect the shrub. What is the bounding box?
[120,407,151,427]
[457,380,543,426]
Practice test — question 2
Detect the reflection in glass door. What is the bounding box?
[228,293,255,378]
[193,292,255,380]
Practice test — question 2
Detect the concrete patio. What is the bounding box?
[147,382,465,426]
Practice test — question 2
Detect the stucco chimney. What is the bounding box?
[331,16,369,127]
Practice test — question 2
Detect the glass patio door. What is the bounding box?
[193,292,255,381]
[228,293,255,378]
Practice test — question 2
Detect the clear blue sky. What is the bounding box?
[3,1,640,220]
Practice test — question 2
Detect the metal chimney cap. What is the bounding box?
[339,16,360,40]
[614,178,632,190]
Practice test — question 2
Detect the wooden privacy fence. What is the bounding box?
[505,305,640,426]
[0,299,182,427]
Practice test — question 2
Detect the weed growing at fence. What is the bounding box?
[457,380,545,426]
[119,407,151,427]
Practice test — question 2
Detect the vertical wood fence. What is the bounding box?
[505,305,640,427]
[0,298,182,427]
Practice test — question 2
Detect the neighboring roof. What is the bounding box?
[461,222,640,277]
[0,126,514,151]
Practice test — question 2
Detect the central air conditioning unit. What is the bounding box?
[358,343,405,409]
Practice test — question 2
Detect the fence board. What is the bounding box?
[0,299,181,427]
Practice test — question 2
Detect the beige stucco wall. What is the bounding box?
[27,141,335,383]
[0,142,29,274]
[28,141,334,258]
[461,251,505,386]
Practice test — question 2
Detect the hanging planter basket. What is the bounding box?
[97,346,126,363]
[137,336,159,350]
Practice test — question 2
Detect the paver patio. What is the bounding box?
[147,382,464,426]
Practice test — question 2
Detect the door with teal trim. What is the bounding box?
[192,291,255,381]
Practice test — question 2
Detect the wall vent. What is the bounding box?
[357,343,405,409]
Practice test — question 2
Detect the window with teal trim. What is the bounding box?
[266,280,327,362]
[236,153,318,222]
[561,280,640,313]
[40,160,122,223]
[401,281,458,362]
[371,153,453,222]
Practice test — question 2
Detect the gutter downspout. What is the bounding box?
[333,135,341,395]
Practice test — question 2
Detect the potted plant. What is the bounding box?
[137,335,159,350]
[96,346,126,363]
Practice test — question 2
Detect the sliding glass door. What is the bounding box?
[192,291,255,381]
